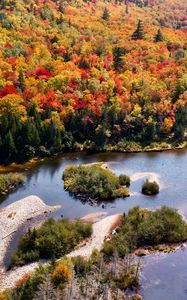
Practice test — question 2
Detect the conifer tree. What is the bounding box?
[154,29,164,42]
[17,71,25,92]
[113,47,126,71]
[132,20,145,40]
[3,131,17,162]
[102,8,110,21]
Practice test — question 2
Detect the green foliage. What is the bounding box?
[102,8,110,21]
[0,173,25,196]
[142,179,159,195]
[154,29,164,42]
[103,206,187,257]
[63,163,129,200]
[11,218,92,266]
[119,174,130,187]
[10,266,48,300]
[72,256,91,276]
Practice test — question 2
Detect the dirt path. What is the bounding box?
[0,213,121,291]
[68,214,122,259]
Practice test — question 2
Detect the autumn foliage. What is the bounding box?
[0,0,186,163]
[51,262,71,288]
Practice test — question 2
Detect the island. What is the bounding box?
[63,163,130,201]
[142,179,160,195]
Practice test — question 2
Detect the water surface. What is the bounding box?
[0,149,187,299]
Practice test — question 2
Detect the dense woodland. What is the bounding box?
[0,0,187,163]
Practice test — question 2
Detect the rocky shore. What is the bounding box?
[0,196,60,289]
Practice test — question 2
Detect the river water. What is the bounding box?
[0,149,187,299]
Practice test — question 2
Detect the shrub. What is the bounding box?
[10,266,47,300]
[11,219,92,266]
[142,179,159,195]
[63,163,129,200]
[103,206,187,257]
[51,262,71,289]
[73,256,91,276]
[119,174,130,187]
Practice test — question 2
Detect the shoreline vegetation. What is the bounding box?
[0,173,25,197]
[63,163,130,201]
[0,140,186,173]
[0,209,121,291]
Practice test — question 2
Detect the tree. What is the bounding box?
[0,94,25,116]
[51,263,71,289]
[102,8,110,21]
[132,20,145,40]
[113,47,126,71]
[3,131,17,162]
[154,29,164,42]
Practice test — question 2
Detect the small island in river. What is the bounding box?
[63,163,130,201]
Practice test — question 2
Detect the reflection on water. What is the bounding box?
[0,149,187,299]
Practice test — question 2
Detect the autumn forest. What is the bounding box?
[0,0,187,164]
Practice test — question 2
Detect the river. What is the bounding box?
[0,149,187,299]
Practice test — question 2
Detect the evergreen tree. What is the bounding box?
[126,4,129,14]
[17,71,25,92]
[154,29,164,42]
[113,47,126,71]
[102,8,110,21]
[132,20,145,40]
[3,131,17,162]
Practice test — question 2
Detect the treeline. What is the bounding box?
[0,99,186,164]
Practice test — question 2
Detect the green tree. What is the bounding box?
[132,20,145,40]
[102,8,110,21]
[154,29,164,42]
[3,131,17,162]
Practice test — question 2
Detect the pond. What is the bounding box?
[0,149,187,299]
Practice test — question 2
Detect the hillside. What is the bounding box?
[0,0,187,163]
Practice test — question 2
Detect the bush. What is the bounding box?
[63,163,129,201]
[103,206,187,257]
[11,219,92,267]
[10,266,47,300]
[119,174,130,187]
[142,179,159,195]
[73,256,91,276]
[51,262,71,289]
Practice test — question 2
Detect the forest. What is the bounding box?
[0,0,187,163]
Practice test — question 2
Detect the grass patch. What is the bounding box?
[0,173,25,196]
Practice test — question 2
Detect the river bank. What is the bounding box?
[0,210,121,291]
[0,141,186,174]
[0,196,60,276]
